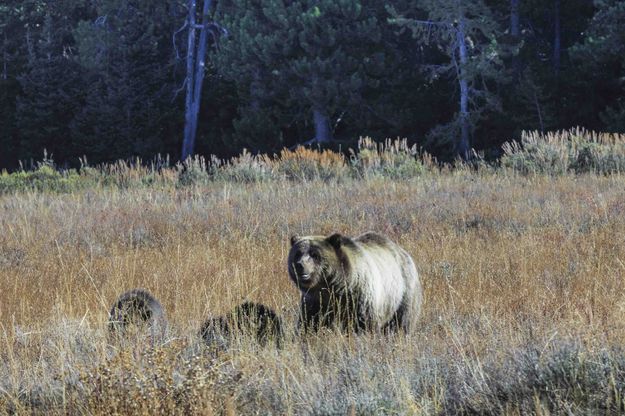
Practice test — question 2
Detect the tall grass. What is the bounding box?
[0,137,429,194]
[1,170,625,414]
[1,133,625,414]
[4,129,625,195]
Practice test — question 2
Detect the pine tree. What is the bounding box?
[0,3,20,168]
[71,0,176,163]
[15,13,84,163]
[390,0,505,158]
[215,0,388,148]
[518,0,595,130]
[573,0,625,132]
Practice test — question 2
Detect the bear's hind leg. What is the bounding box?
[382,305,406,334]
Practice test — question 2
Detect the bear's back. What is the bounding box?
[347,233,413,325]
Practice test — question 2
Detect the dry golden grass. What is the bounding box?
[1,169,625,414]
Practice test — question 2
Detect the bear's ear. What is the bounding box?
[290,235,299,246]
[326,233,346,249]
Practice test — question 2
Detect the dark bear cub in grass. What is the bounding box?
[199,302,284,349]
[108,289,166,338]
[288,232,422,333]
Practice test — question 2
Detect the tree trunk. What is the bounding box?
[2,33,7,81]
[188,0,211,156]
[532,88,545,133]
[552,0,561,74]
[456,19,470,159]
[182,0,197,160]
[181,0,212,160]
[510,0,521,80]
[510,0,520,37]
[250,69,262,111]
[313,107,332,143]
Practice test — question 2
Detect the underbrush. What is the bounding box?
[1,156,624,414]
[502,128,625,175]
[2,322,625,415]
[1,137,429,193]
[4,128,625,194]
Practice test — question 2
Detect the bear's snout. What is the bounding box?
[293,260,304,277]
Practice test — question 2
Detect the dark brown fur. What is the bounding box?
[199,302,284,349]
[108,289,166,337]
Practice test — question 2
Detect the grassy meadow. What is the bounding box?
[2,132,625,414]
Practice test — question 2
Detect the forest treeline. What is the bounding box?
[0,0,624,170]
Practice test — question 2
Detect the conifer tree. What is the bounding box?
[0,3,20,168]
[15,13,84,163]
[573,0,625,132]
[71,0,176,163]
[215,0,388,147]
[390,0,504,158]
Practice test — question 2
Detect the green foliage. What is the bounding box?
[16,13,85,162]
[587,0,625,135]
[350,137,425,179]
[0,138,430,194]
[0,164,96,193]
[274,147,349,182]
[230,107,284,153]
[0,77,19,170]
[502,129,625,175]
[1,0,625,166]
[502,137,569,176]
[3,129,625,195]
[70,0,178,163]
[389,0,505,156]
[0,2,24,170]
[177,156,210,187]
[215,0,391,147]
[600,100,625,132]
[211,151,275,183]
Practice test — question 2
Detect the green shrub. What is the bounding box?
[177,156,210,187]
[274,147,348,182]
[350,137,425,179]
[211,150,276,183]
[502,128,625,175]
[501,135,569,175]
[0,164,96,194]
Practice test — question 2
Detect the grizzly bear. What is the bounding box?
[288,232,422,333]
[199,301,284,349]
[108,288,166,338]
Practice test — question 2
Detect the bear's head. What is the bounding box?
[288,233,350,290]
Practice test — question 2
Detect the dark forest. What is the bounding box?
[1,0,623,169]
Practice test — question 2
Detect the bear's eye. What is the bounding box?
[310,251,320,261]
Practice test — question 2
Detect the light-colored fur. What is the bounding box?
[348,240,419,329]
[289,232,422,332]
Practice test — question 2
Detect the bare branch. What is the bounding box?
[172,76,188,103]
[173,21,189,61]
[95,15,107,27]
[410,19,453,28]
